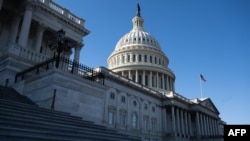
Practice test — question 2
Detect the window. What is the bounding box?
[121,96,126,103]
[110,93,115,99]
[131,113,137,129]
[120,113,126,127]
[151,119,157,132]
[150,56,152,63]
[144,117,149,131]
[139,55,141,62]
[155,57,157,64]
[127,54,130,62]
[133,101,137,106]
[144,104,148,110]
[152,107,155,112]
[144,55,147,62]
[108,111,115,125]
[132,54,136,62]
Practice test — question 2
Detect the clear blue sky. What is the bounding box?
[53,0,250,125]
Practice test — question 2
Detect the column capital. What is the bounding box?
[24,0,36,11]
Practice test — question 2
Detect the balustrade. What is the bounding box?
[8,44,47,62]
[38,0,84,26]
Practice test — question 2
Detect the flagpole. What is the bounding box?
[200,76,203,98]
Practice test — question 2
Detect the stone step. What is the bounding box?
[0,86,140,141]
[0,115,120,136]
[0,107,109,131]
[0,126,106,141]
[0,122,135,141]
[0,99,84,122]
[0,86,36,105]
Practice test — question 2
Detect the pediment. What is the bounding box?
[199,98,219,114]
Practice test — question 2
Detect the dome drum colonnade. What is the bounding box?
[108,4,175,93]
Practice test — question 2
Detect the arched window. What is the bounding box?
[127,54,130,62]
[144,55,147,62]
[133,54,136,62]
[133,100,137,106]
[138,54,141,62]
[120,109,127,127]
[131,113,137,129]
[143,116,149,131]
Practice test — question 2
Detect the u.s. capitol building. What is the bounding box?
[0,0,224,141]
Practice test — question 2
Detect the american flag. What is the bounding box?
[200,74,206,82]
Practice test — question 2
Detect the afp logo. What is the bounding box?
[224,125,250,141]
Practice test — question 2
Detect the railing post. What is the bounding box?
[5,78,9,87]
[51,89,56,110]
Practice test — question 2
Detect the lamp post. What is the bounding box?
[55,29,65,68]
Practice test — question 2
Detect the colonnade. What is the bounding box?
[110,52,167,68]
[119,70,174,91]
[195,111,220,137]
[5,1,82,62]
[162,106,220,138]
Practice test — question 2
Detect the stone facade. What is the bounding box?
[0,0,224,141]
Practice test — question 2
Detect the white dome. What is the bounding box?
[107,5,175,93]
[114,15,161,51]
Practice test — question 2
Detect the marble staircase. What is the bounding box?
[0,86,140,141]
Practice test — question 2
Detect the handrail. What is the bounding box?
[15,56,104,85]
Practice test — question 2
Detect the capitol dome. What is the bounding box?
[107,4,175,93]
[114,17,161,51]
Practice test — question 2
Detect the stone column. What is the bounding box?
[135,70,138,82]
[128,70,131,80]
[161,107,167,133]
[156,72,159,89]
[8,16,21,46]
[126,94,131,130]
[212,118,216,136]
[199,113,204,136]
[0,0,3,10]
[162,74,165,90]
[74,46,81,63]
[180,109,184,135]
[34,25,45,52]
[206,116,210,136]
[203,114,208,136]
[18,3,34,48]
[142,70,145,85]
[166,76,169,90]
[171,106,176,135]
[215,119,219,135]
[195,112,201,137]
[169,78,172,91]
[176,108,180,135]
[188,113,192,136]
[184,111,188,136]
[172,78,175,91]
[208,117,212,136]
[149,71,152,87]
[125,54,127,64]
